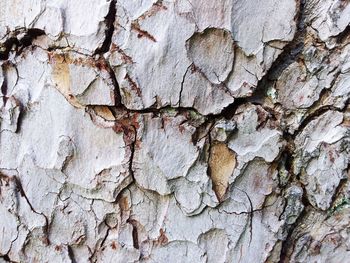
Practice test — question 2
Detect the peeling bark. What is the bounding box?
[1,0,350,262]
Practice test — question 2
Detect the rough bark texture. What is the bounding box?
[0,0,350,262]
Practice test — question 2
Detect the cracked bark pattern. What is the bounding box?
[0,0,349,262]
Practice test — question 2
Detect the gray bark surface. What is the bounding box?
[0,0,350,262]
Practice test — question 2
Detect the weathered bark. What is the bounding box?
[0,0,349,262]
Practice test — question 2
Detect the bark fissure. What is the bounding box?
[1,0,350,261]
[94,0,117,55]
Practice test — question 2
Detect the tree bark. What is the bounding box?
[0,0,350,262]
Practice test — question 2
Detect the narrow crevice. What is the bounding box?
[0,255,10,262]
[94,0,117,55]
[252,0,306,103]
[292,104,344,139]
[237,187,254,246]
[336,24,350,44]
[276,136,296,188]
[128,124,137,183]
[122,125,140,252]
[19,28,46,49]
[192,119,214,145]
[1,63,8,104]
[67,245,77,263]
[231,187,254,252]
[190,97,250,145]
[104,60,122,106]
[127,218,140,249]
[0,255,19,263]
[113,104,203,117]
[278,201,309,263]
[0,28,45,60]
[178,64,192,107]
[279,180,315,263]
[328,177,348,212]
[206,132,214,194]
[12,176,51,245]
[284,71,348,140]
[0,37,20,60]
[219,97,250,119]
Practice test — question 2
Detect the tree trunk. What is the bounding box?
[1,0,349,262]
